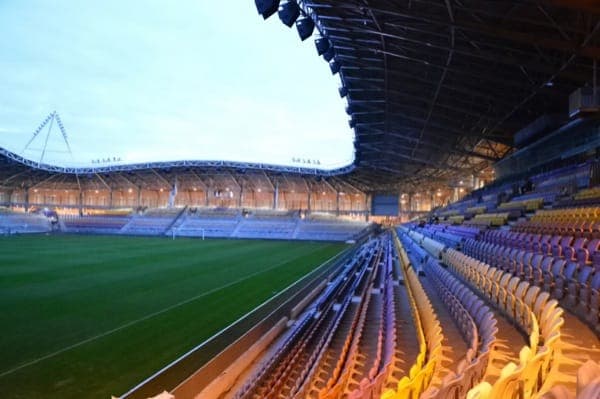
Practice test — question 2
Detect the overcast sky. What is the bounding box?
[0,1,354,169]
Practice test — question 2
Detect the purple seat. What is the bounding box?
[532,256,554,286]
[579,270,600,316]
[542,235,561,255]
[586,273,600,327]
[534,234,552,253]
[511,250,527,276]
[524,253,544,281]
[517,251,535,279]
[543,259,566,293]
[577,238,600,266]
[552,236,574,258]
[505,248,520,272]
[554,261,578,300]
[565,237,588,261]
[568,266,594,309]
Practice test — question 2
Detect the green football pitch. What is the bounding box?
[0,234,346,399]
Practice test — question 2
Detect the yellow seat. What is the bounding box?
[466,381,492,399]
[533,291,551,321]
[507,281,530,321]
[500,277,521,312]
[523,345,548,397]
[489,359,527,399]
[519,286,541,331]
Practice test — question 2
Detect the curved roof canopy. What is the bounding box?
[258,0,600,191]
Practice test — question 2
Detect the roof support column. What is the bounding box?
[24,187,30,213]
[238,182,244,208]
[307,190,311,213]
[273,181,279,210]
[137,186,142,208]
[78,190,83,216]
[336,191,340,216]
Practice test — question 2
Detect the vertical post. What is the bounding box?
[238,183,243,208]
[205,188,210,207]
[273,181,279,210]
[307,191,312,213]
[78,190,83,216]
[364,193,371,222]
[336,191,340,216]
[137,186,142,208]
[109,189,113,209]
[24,188,30,213]
[4,189,13,208]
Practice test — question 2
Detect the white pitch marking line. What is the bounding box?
[0,247,323,378]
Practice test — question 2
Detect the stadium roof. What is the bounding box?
[260,0,600,191]
[1,1,599,194]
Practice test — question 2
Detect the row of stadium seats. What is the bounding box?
[62,215,131,232]
[402,225,600,397]
[479,229,600,265]
[497,198,544,212]
[0,212,51,234]
[397,231,499,398]
[173,216,238,237]
[404,229,446,259]
[462,237,600,331]
[314,239,389,399]
[120,216,175,235]
[293,221,369,241]
[232,238,383,399]
[512,207,600,237]
[465,212,510,227]
[442,247,567,398]
[381,234,443,399]
[575,187,600,201]
[64,209,370,241]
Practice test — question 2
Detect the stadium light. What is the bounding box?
[322,47,335,62]
[329,59,341,74]
[315,37,330,55]
[278,0,300,27]
[296,16,314,41]
[255,0,279,19]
